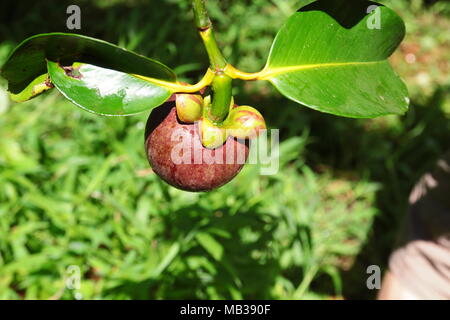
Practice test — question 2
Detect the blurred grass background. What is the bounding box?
[0,0,449,299]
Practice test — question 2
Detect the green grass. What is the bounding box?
[0,0,449,299]
[0,91,380,299]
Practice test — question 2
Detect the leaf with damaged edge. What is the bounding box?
[47,60,173,116]
[9,73,53,102]
[1,32,176,95]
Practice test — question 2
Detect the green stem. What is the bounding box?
[192,0,231,124]
[192,0,227,70]
[200,29,227,70]
[192,0,210,29]
[209,74,232,123]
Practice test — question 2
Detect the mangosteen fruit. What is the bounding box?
[145,102,249,192]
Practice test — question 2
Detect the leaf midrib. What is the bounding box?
[260,60,382,80]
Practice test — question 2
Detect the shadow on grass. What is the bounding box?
[253,85,450,299]
[103,202,281,299]
[340,86,450,299]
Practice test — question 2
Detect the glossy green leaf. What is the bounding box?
[1,32,176,95]
[47,60,173,116]
[263,0,409,118]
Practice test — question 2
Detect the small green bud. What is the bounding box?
[223,105,266,139]
[200,117,227,149]
[176,93,203,123]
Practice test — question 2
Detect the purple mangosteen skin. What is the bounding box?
[145,102,249,192]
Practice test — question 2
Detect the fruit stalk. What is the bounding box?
[192,0,231,124]
[192,0,226,70]
[209,74,232,123]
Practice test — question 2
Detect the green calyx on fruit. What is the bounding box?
[200,116,228,149]
[173,93,266,149]
[175,93,203,122]
[200,97,267,149]
[222,105,266,139]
